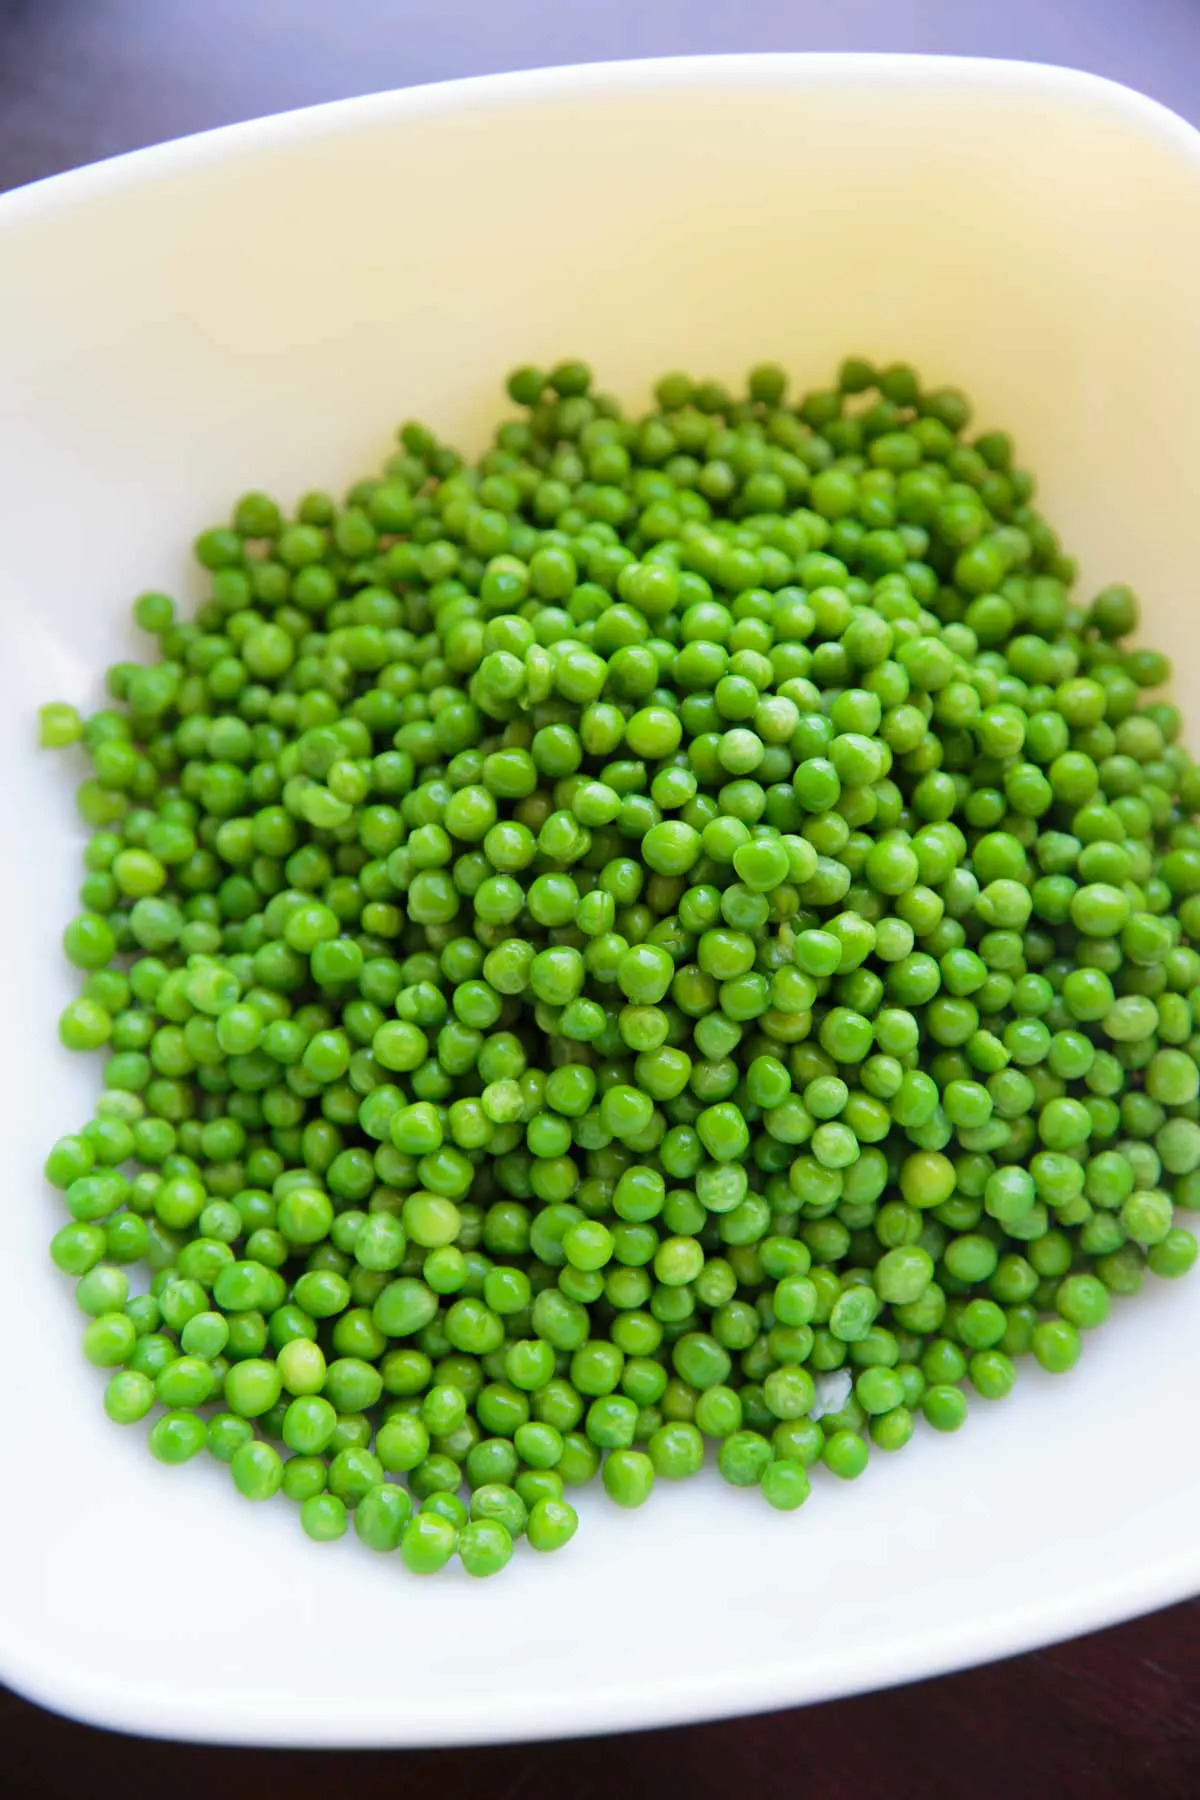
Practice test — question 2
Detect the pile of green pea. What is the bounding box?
[40,355,1200,1577]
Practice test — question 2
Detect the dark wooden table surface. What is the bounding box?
[2,3,1197,1791]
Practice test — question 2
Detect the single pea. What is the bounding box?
[207,1414,255,1464]
[921,1386,968,1432]
[458,1517,514,1578]
[526,1496,580,1552]
[104,1369,155,1424]
[717,1429,773,1488]
[602,1448,656,1508]
[231,1440,284,1500]
[648,1421,705,1479]
[399,1511,458,1575]
[470,1483,528,1538]
[1149,1229,1198,1278]
[281,1455,328,1504]
[354,1482,413,1552]
[1056,1274,1110,1331]
[301,1493,349,1543]
[761,1459,812,1510]
[822,1432,870,1479]
[1032,1318,1082,1373]
[148,1410,208,1464]
[968,1350,1016,1400]
[224,1358,283,1418]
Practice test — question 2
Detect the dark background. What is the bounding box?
[2,3,1198,1792]
[3,0,1200,191]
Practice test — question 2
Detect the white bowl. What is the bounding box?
[2,53,1199,1748]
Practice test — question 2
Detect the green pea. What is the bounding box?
[602,1448,656,1508]
[41,355,1200,1580]
[354,1482,413,1551]
[149,1410,208,1464]
[526,1497,579,1553]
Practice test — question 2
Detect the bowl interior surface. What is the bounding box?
[2,55,1199,1746]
